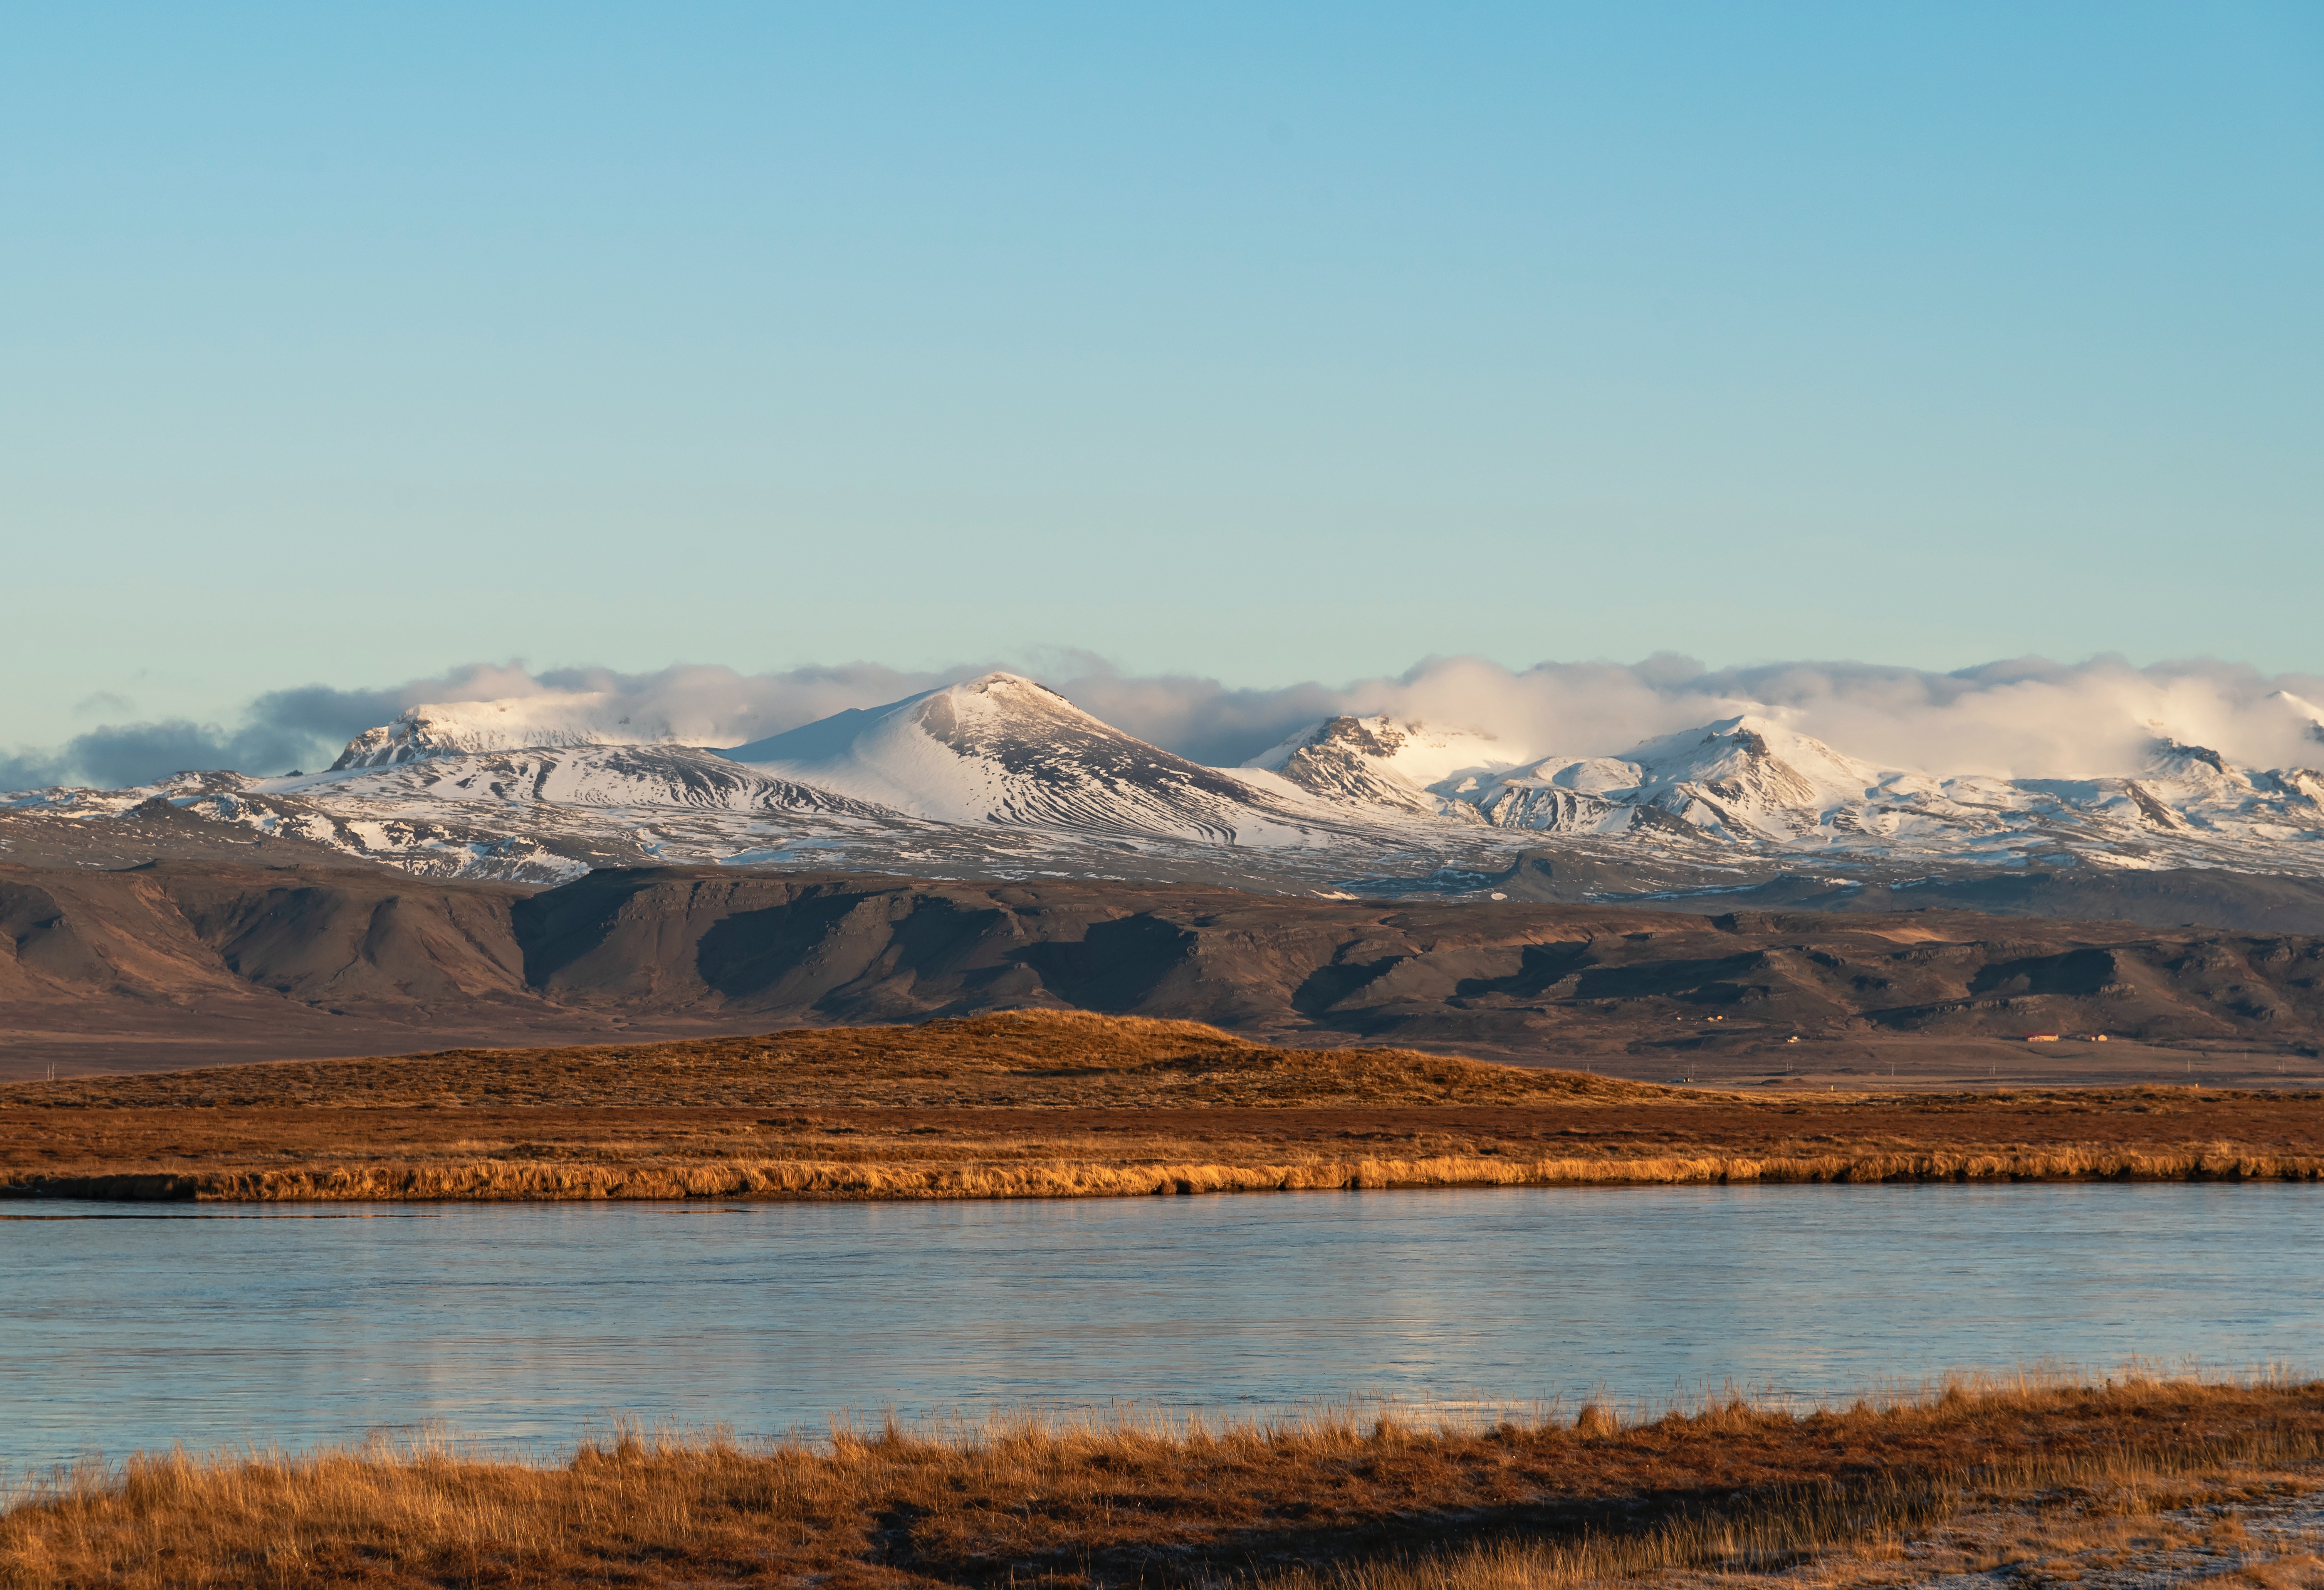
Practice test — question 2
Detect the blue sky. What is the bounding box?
[4,2,2319,761]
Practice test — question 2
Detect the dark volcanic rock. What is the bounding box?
[5,862,2323,1077]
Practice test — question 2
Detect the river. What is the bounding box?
[5,1182,2318,1471]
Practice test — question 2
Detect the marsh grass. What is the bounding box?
[7,1368,2322,1588]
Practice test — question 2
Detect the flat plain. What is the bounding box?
[7,1011,2324,1202]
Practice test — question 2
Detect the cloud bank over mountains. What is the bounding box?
[7,654,2324,793]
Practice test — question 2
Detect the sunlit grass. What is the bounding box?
[7,1367,2322,1588]
[8,1011,2322,1203]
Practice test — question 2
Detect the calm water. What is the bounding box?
[3,1183,2320,1471]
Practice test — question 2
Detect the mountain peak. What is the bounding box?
[2267,691,2324,747]
[1619,713,1874,784]
[913,672,1099,734]
[727,676,1323,842]
[331,694,658,769]
[1246,715,1510,819]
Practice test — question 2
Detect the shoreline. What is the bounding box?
[12,1143,2324,1203]
[7,1372,2321,1587]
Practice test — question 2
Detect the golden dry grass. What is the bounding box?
[1259,1457,2324,1590]
[0,1010,1671,1111]
[7,1372,2322,1588]
[18,1142,2324,1205]
[7,1012,2324,1203]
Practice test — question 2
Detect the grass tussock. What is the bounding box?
[6,1371,2323,1589]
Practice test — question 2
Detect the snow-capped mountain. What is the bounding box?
[33,745,915,882]
[2267,690,2324,749]
[1244,717,1511,821]
[329,694,686,767]
[0,674,1408,885]
[1278,708,2324,873]
[725,673,1345,847]
[302,742,883,818]
[1461,716,1898,841]
[7,673,2322,900]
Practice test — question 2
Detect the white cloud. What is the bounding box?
[11,653,2324,791]
[384,653,2324,780]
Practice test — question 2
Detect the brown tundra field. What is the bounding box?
[5,1010,2324,1203]
[12,1013,2324,1587]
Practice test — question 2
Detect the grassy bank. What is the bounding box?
[7,1012,2324,1203]
[6,1373,2322,1588]
[17,1143,2324,1205]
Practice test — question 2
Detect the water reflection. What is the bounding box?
[3,1182,2318,1469]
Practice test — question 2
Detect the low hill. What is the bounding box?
[3,861,2321,1084]
[7,1010,1667,1110]
[8,1010,2324,1205]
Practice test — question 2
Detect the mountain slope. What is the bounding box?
[332,695,672,767]
[725,672,1346,846]
[1245,717,1508,820]
[1266,709,2324,874]
[297,743,894,819]
[1468,715,1891,842]
[220,746,913,881]
[7,681,2322,928]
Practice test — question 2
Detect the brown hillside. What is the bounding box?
[3,1010,1662,1110]
[5,862,2322,1086]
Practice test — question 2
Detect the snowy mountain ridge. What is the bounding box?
[6,671,2322,894]
[1246,716,1514,821]
[1268,704,2324,872]
[724,673,1342,846]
